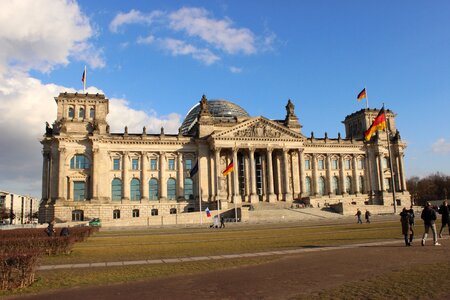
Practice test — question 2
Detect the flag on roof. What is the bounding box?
[364,107,387,141]
[357,88,366,101]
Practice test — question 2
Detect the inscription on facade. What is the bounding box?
[234,123,282,138]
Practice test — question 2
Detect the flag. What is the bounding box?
[189,160,198,177]
[205,207,211,217]
[357,88,366,101]
[364,107,387,141]
[81,69,86,83]
[222,160,234,176]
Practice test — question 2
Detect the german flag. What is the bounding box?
[364,107,386,141]
[357,88,367,101]
[222,160,234,176]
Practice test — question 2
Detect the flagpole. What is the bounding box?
[384,104,397,213]
[365,86,369,109]
[198,155,202,225]
[83,66,86,93]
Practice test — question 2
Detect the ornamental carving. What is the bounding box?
[234,122,282,138]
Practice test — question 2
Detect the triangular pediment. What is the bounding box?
[211,117,305,140]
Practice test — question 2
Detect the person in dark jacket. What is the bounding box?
[421,202,440,246]
[355,209,362,224]
[438,200,450,238]
[400,207,412,246]
[407,205,415,243]
[60,226,70,237]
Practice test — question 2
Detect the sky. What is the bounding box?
[1,0,450,197]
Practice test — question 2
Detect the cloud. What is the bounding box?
[432,138,450,154]
[109,9,163,33]
[137,35,155,45]
[0,0,104,73]
[159,38,220,65]
[229,66,242,73]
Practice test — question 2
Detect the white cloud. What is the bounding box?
[432,138,450,154]
[137,35,155,45]
[0,0,104,73]
[168,7,256,55]
[109,9,163,33]
[159,38,220,65]
[229,66,242,73]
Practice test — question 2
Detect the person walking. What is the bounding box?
[46,221,55,237]
[220,215,225,228]
[355,209,362,224]
[438,200,450,238]
[365,210,371,223]
[407,205,415,244]
[400,208,412,246]
[421,202,440,246]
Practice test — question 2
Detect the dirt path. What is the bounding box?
[16,238,450,300]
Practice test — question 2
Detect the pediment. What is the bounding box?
[211,117,305,141]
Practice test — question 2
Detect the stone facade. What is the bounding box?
[39,92,411,226]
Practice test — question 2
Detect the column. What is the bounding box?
[159,152,167,201]
[122,152,130,200]
[215,148,221,201]
[291,151,300,198]
[352,155,358,194]
[177,152,183,200]
[249,148,259,203]
[91,148,99,201]
[377,154,385,191]
[299,150,306,198]
[266,148,276,202]
[326,154,332,195]
[283,149,293,202]
[312,154,319,196]
[364,154,372,195]
[339,155,345,195]
[57,148,66,201]
[41,151,50,200]
[399,154,407,191]
[275,152,282,200]
[232,148,241,204]
[142,152,149,200]
[244,153,250,201]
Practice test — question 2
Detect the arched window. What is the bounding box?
[89,107,95,118]
[305,176,311,196]
[167,178,176,200]
[68,107,74,118]
[184,178,193,200]
[111,178,122,201]
[359,175,365,193]
[113,209,120,219]
[130,178,141,201]
[79,107,85,118]
[132,209,140,218]
[151,209,158,216]
[345,176,352,194]
[149,178,158,200]
[332,176,340,194]
[72,210,84,221]
[170,208,177,214]
[70,155,90,169]
[318,176,326,195]
[73,181,85,201]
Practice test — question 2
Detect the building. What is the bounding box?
[39,92,410,226]
[0,190,39,224]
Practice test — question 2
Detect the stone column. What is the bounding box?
[312,154,319,196]
[399,154,407,191]
[122,152,130,201]
[215,148,221,201]
[299,150,306,197]
[339,155,345,195]
[91,148,99,201]
[232,148,241,204]
[266,148,276,202]
[244,153,250,202]
[326,154,332,195]
[41,151,50,201]
[57,148,66,201]
[283,149,293,202]
[365,155,372,194]
[177,152,184,200]
[291,151,300,197]
[159,152,167,201]
[352,155,358,194]
[142,152,149,200]
[249,148,259,203]
[275,152,282,200]
[377,154,385,191]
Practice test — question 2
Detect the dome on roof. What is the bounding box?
[180,99,249,134]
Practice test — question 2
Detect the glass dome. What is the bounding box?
[180,100,250,134]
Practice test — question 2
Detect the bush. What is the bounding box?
[0,250,42,290]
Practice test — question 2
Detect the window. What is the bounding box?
[150,159,158,170]
[132,158,139,170]
[73,181,86,201]
[167,178,176,200]
[383,157,390,169]
[184,178,193,200]
[72,210,84,221]
[89,107,95,118]
[113,209,120,219]
[331,159,338,170]
[79,107,85,118]
[318,176,326,195]
[345,176,352,194]
[130,178,141,201]
[168,159,175,170]
[344,159,351,170]
[132,209,140,218]
[70,155,90,169]
[332,176,340,194]
[385,178,391,191]
[305,159,311,170]
[151,209,158,216]
[357,158,365,170]
[359,175,365,193]
[111,178,122,201]
[305,176,311,196]
[318,159,325,170]
[113,158,121,170]
[149,178,158,200]
[170,208,177,214]
[185,159,192,171]
[68,107,74,118]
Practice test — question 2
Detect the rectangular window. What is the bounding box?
[132,209,140,218]
[113,210,120,219]
[132,158,139,170]
[168,159,175,170]
[73,181,85,201]
[305,159,311,170]
[150,159,157,170]
[318,159,325,170]
[345,159,351,170]
[358,158,365,170]
[185,159,192,170]
[331,159,338,170]
[113,158,120,170]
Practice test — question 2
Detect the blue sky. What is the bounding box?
[1,0,450,197]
